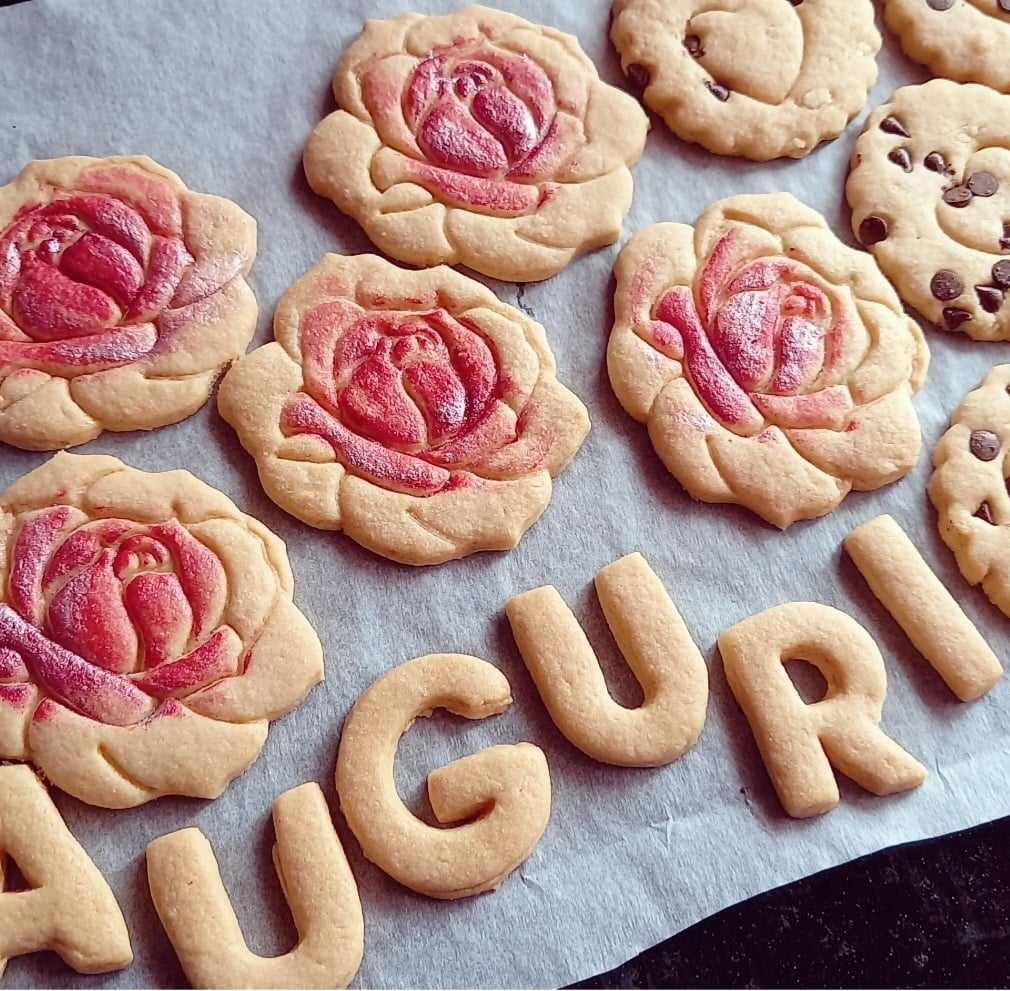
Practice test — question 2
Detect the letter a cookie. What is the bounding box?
[0,764,132,977]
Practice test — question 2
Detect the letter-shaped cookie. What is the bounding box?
[719,603,927,818]
[146,783,363,990]
[505,552,708,766]
[336,654,551,899]
[0,764,132,978]
[845,515,1003,702]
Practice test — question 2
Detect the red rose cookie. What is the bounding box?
[0,454,323,808]
[608,194,929,528]
[0,156,256,450]
[304,5,648,282]
[219,254,589,565]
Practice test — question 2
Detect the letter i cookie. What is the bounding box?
[845,514,1002,701]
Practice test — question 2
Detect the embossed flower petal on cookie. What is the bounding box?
[884,0,1010,93]
[218,254,590,566]
[0,453,323,809]
[304,5,648,282]
[848,80,1010,341]
[607,194,928,528]
[930,365,1010,618]
[0,156,257,450]
[336,653,551,900]
[610,0,881,160]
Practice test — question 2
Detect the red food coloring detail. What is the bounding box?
[132,626,241,699]
[285,300,534,493]
[0,172,199,378]
[123,571,193,668]
[0,683,35,710]
[0,646,29,681]
[1,511,239,725]
[651,228,848,432]
[47,548,140,674]
[376,41,573,216]
[400,158,540,215]
[0,605,155,726]
[9,506,76,626]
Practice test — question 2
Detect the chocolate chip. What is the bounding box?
[788,0,804,5]
[975,501,997,525]
[706,81,730,101]
[968,171,1000,197]
[1001,223,1010,251]
[993,259,1010,288]
[888,147,913,172]
[858,216,889,246]
[943,307,973,330]
[943,184,974,208]
[931,269,964,301]
[926,0,956,8]
[880,116,910,138]
[977,285,1005,313]
[684,35,704,57]
[924,152,949,173]
[627,63,650,89]
[1000,0,1010,11]
[971,429,1001,461]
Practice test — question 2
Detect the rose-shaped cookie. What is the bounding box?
[218,254,589,565]
[0,156,257,450]
[0,453,323,809]
[608,194,929,528]
[303,5,648,282]
[610,0,880,161]
[930,365,1010,618]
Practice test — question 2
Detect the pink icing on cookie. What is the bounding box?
[1,510,243,725]
[282,301,537,495]
[649,229,852,433]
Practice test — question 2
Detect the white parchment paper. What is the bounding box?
[2,1,1009,987]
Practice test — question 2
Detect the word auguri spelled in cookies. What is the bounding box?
[1,507,1000,988]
